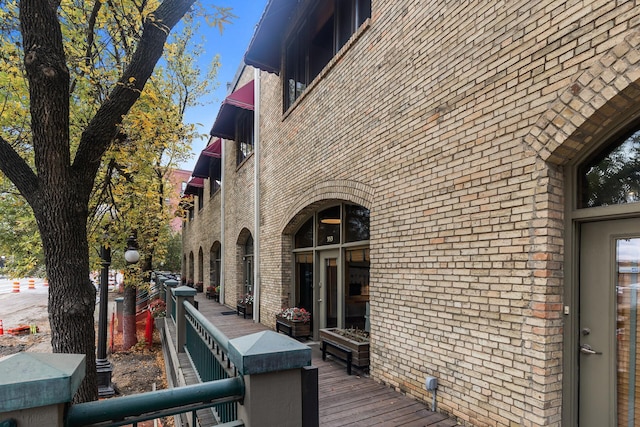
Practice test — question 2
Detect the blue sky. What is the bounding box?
[180,0,269,171]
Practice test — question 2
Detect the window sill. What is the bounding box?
[282,18,371,120]
[235,151,255,172]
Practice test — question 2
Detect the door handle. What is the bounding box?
[580,344,602,355]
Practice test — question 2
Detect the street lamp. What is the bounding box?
[96,234,140,398]
[97,244,114,397]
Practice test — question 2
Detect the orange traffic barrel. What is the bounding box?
[28,278,35,289]
[12,281,20,293]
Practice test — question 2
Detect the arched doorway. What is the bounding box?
[292,203,370,337]
[570,125,640,426]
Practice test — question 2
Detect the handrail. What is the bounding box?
[185,300,229,352]
[65,377,244,427]
[184,299,238,423]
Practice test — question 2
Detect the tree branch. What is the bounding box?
[85,0,102,69]
[72,0,197,186]
[0,135,39,204]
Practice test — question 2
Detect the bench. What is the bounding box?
[321,339,354,375]
[205,291,219,301]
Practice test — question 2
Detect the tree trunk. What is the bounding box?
[39,207,97,403]
[123,283,137,350]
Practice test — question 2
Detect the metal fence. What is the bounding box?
[184,300,239,423]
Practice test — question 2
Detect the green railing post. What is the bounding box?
[156,274,167,302]
[173,285,196,352]
[0,353,85,427]
[229,331,316,427]
[164,279,179,322]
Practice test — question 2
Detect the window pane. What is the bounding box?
[309,7,334,79]
[295,217,314,248]
[318,206,341,246]
[336,0,354,49]
[580,129,640,208]
[295,252,314,313]
[236,111,254,165]
[285,38,298,109]
[357,0,371,27]
[345,204,370,242]
[245,235,254,255]
[345,248,369,329]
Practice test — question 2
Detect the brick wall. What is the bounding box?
[183,1,640,425]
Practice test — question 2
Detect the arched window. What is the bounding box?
[579,129,640,208]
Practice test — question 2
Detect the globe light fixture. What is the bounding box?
[124,235,140,264]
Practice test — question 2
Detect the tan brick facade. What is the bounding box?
[182,1,640,425]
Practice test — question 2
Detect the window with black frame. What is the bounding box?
[236,110,254,165]
[284,0,371,110]
[197,187,204,210]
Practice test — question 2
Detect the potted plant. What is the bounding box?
[149,298,166,329]
[276,307,311,338]
[237,293,253,318]
[206,285,220,301]
[195,281,203,292]
[319,327,370,372]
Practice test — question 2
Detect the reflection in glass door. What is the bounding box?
[319,250,339,329]
[580,219,640,426]
[325,258,338,328]
[617,238,640,426]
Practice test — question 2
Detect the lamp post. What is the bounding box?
[96,234,140,398]
[97,244,114,397]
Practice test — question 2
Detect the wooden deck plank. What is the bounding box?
[325,399,425,425]
[182,294,460,427]
[368,408,434,425]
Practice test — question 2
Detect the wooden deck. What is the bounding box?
[174,293,458,427]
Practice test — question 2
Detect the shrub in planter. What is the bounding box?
[276,307,311,338]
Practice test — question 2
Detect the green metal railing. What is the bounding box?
[170,292,177,321]
[65,377,244,427]
[184,300,239,423]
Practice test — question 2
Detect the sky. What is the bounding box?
[179,0,269,171]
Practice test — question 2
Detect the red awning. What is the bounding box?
[202,138,222,158]
[192,139,222,178]
[210,80,255,140]
[183,177,204,195]
[244,0,298,74]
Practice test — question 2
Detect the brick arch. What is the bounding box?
[525,31,640,166]
[280,179,374,235]
[236,227,253,245]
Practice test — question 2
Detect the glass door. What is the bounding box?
[580,218,640,426]
[318,250,340,330]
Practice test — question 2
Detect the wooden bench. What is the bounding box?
[321,339,354,375]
